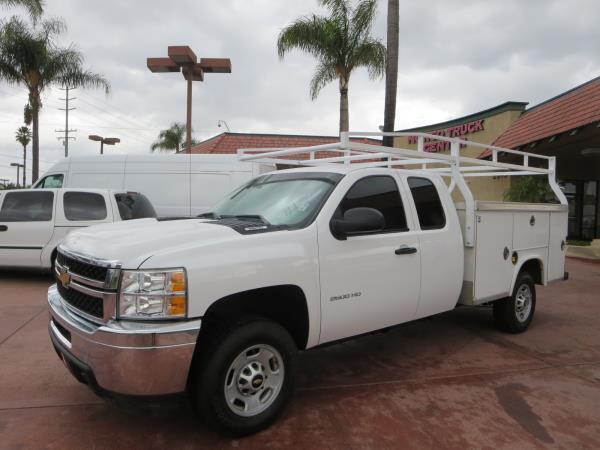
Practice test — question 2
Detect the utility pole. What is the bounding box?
[0,178,9,188]
[56,86,77,157]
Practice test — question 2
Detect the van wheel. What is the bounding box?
[191,317,297,436]
[493,273,536,333]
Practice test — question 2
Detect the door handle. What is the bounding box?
[395,246,417,255]
[0,225,7,232]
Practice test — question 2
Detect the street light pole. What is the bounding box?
[10,163,24,188]
[89,135,120,154]
[147,47,231,153]
[186,66,193,152]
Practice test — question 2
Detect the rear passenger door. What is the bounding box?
[0,191,55,268]
[405,176,464,318]
[55,191,113,228]
[317,173,421,343]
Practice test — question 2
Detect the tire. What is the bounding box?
[191,317,298,436]
[493,273,536,333]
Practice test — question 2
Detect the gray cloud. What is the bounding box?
[1,0,598,182]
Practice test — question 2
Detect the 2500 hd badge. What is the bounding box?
[330,291,362,302]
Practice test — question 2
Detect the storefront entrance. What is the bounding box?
[562,180,599,240]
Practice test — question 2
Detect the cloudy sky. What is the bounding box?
[0,0,599,183]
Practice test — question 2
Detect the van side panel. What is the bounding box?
[124,156,191,217]
[67,157,126,190]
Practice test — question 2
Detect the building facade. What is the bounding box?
[394,76,600,240]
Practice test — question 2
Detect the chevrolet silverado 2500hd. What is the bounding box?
[47,131,568,436]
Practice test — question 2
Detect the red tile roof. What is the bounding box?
[492,76,600,150]
[187,132,381,160]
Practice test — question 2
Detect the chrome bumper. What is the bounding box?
[47,284,201,396]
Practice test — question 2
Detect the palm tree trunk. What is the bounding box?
[339,78,349,133]
[31,94,40,183]
[22,145,26,186]
[383,0,399,147]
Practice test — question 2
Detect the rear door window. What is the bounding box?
[408,177,446,230]
[63,192,107,221]
[0,191,54,221]
[115,193,157,220]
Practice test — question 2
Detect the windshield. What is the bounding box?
[211,173,341,227]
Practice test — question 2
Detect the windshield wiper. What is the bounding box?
[219,214,271,225]
[197,211,221,219]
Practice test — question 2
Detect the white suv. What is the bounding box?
[0,188,156,270]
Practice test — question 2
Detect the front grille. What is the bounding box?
[56,252,107,282]
[56,282,104,319]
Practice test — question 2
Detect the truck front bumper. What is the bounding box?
[47,284,201,397]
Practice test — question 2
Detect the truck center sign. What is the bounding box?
[408,119,486,153]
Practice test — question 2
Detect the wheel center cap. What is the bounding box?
[252,375,264,388]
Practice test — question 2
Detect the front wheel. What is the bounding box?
[493,273,536,333]
[191,318,297,436]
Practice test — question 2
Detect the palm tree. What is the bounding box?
[0,0,43,21]
[15,125,31,186]
[382,0,398,147]
[0,17,110,183]
[151,122,198,153]
[277,0,386,133]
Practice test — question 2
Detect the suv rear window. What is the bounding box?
[64,192,107,221]
[115,193,157,220]
[0,191,54,221]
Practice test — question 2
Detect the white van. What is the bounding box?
[34,154,274,217]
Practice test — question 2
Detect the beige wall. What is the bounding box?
[393,109,524,201]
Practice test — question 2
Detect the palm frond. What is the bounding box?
[0,0,44,20]
[309,61,337,100]
[349,38,386,79]
[349,0,377,49]
[277,15,336,60]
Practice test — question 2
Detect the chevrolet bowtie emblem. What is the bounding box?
[58,266,71,289]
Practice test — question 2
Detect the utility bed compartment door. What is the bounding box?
[474,212,513,301]
[548,211,567,282]
[513,212,550,250]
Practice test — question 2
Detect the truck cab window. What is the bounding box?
[408,177,446,230]
[37,174,64,188]
[115,193,157,220]
[0,191,54,221]
[337,175,408,232]
[64,192,107,221]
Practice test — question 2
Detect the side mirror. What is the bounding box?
[330,207,385,240]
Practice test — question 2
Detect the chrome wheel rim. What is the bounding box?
[224,344,284,417]
[515,284,532,323]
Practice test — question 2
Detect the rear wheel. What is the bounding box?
[191,317,297,436]
[493,272,536,333]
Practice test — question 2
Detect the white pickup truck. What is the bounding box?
[47,132,568,436]
[0,188,156,270]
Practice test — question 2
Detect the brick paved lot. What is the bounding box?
[1,258,599,449]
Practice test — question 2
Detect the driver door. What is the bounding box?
[317,173,421,344]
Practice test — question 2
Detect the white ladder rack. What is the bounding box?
[237,131,567,247]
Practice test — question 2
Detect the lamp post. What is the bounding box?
[89,135,120,155]
[217,120,230,132]
[10,163,24,188]
[147,47,231,153]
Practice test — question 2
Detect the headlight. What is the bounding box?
[118,269,187,319]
